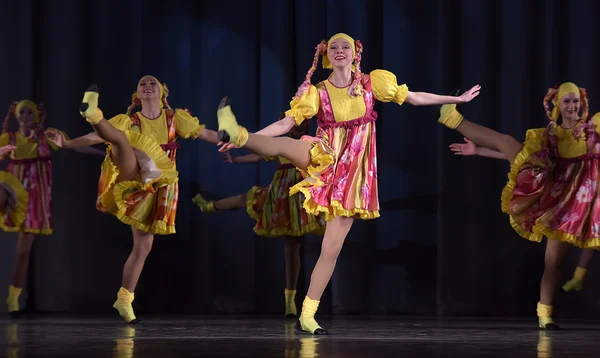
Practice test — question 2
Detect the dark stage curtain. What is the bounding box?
[0,0,599,319]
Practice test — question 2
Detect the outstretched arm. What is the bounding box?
[255,116,296,137]
[449,138,508,161]
[221,152,266,164]
[405,85,481,106]
[196,128,220,144]
[46,130,104,148]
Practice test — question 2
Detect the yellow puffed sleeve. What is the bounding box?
[591,112,600,134]
[522,128,546,153]
[174,109,205,139]
[284,85,320,125]
[0,133,9,148]
[45,128,70,151]
[370,69,409,105]
[108,114,132,132]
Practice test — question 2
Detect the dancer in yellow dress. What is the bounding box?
[193,116,326,317]
[1,100,101,317]
[47,75,221,323]
[442,82,599,329]
[215,33,481,334]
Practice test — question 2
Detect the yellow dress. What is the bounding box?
[0,128,65,234]
[502,114,600,248]
[96,108,203,234]
[284,70,408,221]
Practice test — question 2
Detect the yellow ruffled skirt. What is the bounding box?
[96,130,179,235]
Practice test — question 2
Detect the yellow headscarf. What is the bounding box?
[15,100,40,123]
[137,75,168,106]
[322,33,356,69]
[551,82,580,121]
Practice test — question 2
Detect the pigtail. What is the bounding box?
[294,40,328,100]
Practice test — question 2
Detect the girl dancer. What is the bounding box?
[215,33,481,334]
[192,115,326,317]
[48,76,221,323]
[451,139,596,294]
[1,100,101,317]
[440,82,600,329]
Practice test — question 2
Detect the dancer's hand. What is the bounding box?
[220,152,234,163]
[217,141,238,152]
[459,85,481,103]
[45,130,69,148]
[449,138,477,156]
[0,145,16,156]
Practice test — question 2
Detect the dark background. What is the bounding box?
[0,0,599,319]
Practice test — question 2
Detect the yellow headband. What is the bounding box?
[322,33,356,69]
[137,75,167,105]
[15,100,40,123]
[551,82,580,121]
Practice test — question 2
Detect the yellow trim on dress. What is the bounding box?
[0,171,29,232]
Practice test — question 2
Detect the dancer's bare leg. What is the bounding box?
[6,233,35,315]
[284,236,302,317]
[439,105,523,162]
[299,216,354,334]
[538,239,570,329]
[113,227,154,324]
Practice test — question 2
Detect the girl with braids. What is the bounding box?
[192,114,326,318]
[0,100,100,317]
[215,32,481,334]
[47,75,221,324]
[441,82,600,330]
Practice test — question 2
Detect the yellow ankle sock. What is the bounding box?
[79,85,104,124]
[299,296,324,334]
[562,267,587,292]
[284,289,297,316]
[537,302,556,328]
[192,193,216,212]
[6,286,22,313]
[113,287,137,323]
[438,104,464,129]
[217,98,248,147]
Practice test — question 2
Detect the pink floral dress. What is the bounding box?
[502,114,600,248]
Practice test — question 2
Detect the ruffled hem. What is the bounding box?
[113,196,176,235]
[295,184,380,221]
[0,227,53,235]
[254,220,326,238]
[509,216,600,249]
[0,171,29,231]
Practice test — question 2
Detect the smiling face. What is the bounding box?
[558,92,581,122]
[326,38,354,69]
[17,105,36,130]
[137,75,162,102]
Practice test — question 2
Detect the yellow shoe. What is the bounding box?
[113,287,141,324]
[217,97,248,147]
[192,193,216,212]
[79,84,104,124]
[298,296,327,335]
[561,278,583,292]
